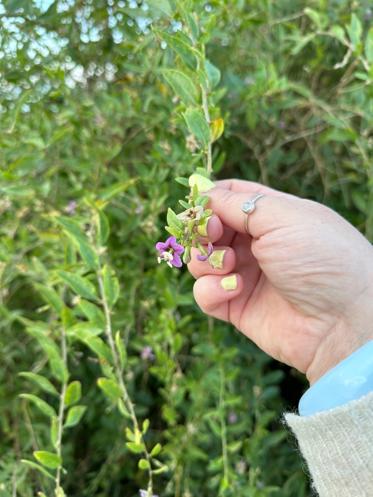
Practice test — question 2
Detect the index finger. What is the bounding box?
[207,185,302,239]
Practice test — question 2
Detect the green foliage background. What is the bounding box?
[0,0,372,496]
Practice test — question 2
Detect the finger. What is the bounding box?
[193,273,243,321]
[216,179,281,196]
[188,246,236,278]
[207,186,302,239]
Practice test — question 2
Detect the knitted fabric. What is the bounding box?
[285,392,373,497]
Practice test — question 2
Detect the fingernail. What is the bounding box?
[221,275,237,291]
[197,216,211,237]
[208,249,226,269]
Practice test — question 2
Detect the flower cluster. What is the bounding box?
[155,172,216,269]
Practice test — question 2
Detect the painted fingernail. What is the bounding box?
[208,249,226,269]
[221,275,237,291]
[197,216,211,237]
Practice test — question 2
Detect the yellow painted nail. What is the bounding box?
[208,249,226,269]
[221,275,237,291]
[197,216,211,237]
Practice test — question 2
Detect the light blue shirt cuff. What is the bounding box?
[299,340,373,416]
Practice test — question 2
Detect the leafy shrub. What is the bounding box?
[0,1,372,496]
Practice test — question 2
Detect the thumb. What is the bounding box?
[207,186,303,239]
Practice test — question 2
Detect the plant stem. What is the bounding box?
[201,83,213,174]
[55,325,68,492]
[97,263,154,495]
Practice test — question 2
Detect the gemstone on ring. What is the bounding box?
[242,200,256,213]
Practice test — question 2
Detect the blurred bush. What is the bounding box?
[0,0,372,496]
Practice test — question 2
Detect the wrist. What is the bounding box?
[306,330,371,385]
[307,266,373,384]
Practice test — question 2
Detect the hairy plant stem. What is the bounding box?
[55,325,68,492]
[97,261,153,495]
[201,84,212,174]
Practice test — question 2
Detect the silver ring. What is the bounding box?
[241,193,265,233]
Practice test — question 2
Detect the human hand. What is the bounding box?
[188,179,373,384]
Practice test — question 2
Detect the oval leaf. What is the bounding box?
[64,405,87,428]
[161,69,198,105]
[64,381,81,406]
[33,451,61,469]
[184,108,210,148]
[19,372,58,396]
[58,271,97,300]
[20,394,56,418]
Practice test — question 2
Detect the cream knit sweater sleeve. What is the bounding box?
[285,392,373,497]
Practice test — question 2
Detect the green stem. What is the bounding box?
[55,325,68,493]
[97,261,154,495]
[201,83,213,174]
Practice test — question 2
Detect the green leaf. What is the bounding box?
[304,7,323,29]
[19,372,59,396]
[205,59,221,89]
[34,284,64,314]
[166,208,184,231]
[150,443,162,457]
[126,442,144,454]
[99,179,137,201]
[153,465,169,475]
[97,210,110,245]
[165,225,182,238]
[102,265,120,308]
[142,419,149,434]
[50,416,59,447]
[138,458,150,470]
[115,331,126,368]
[97,377,121,402]
[161,69,198,105]
[175,177,189,187]
[68,322,103,337]
[77,300,105,327]
[69,328,112,363]
[156,30,199,68]
[20,394,56,418]
[25,326,68,383]
[147,0,172,17]
[56,217,98,270]
[365,27,373,64]
[21,460,54,480]
[330,25,346,44]
[64,405,87,428]
[188,174,215,192]
[58,271,97,300]
[33,451,61,469]
[183,108,210,148]
[347,13,362,49]
[65,381,81,406]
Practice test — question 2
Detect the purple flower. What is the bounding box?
[64,200,77,215]
[197,242,213,262]
[155,236,184,268]
[141,346,155,361]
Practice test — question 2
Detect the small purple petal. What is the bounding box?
[169,237,184,254]
[197,243,213,262]
[171,253,183,268]
[155,241,168,253]
[166,236,177,246]
[197,253,209,261]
